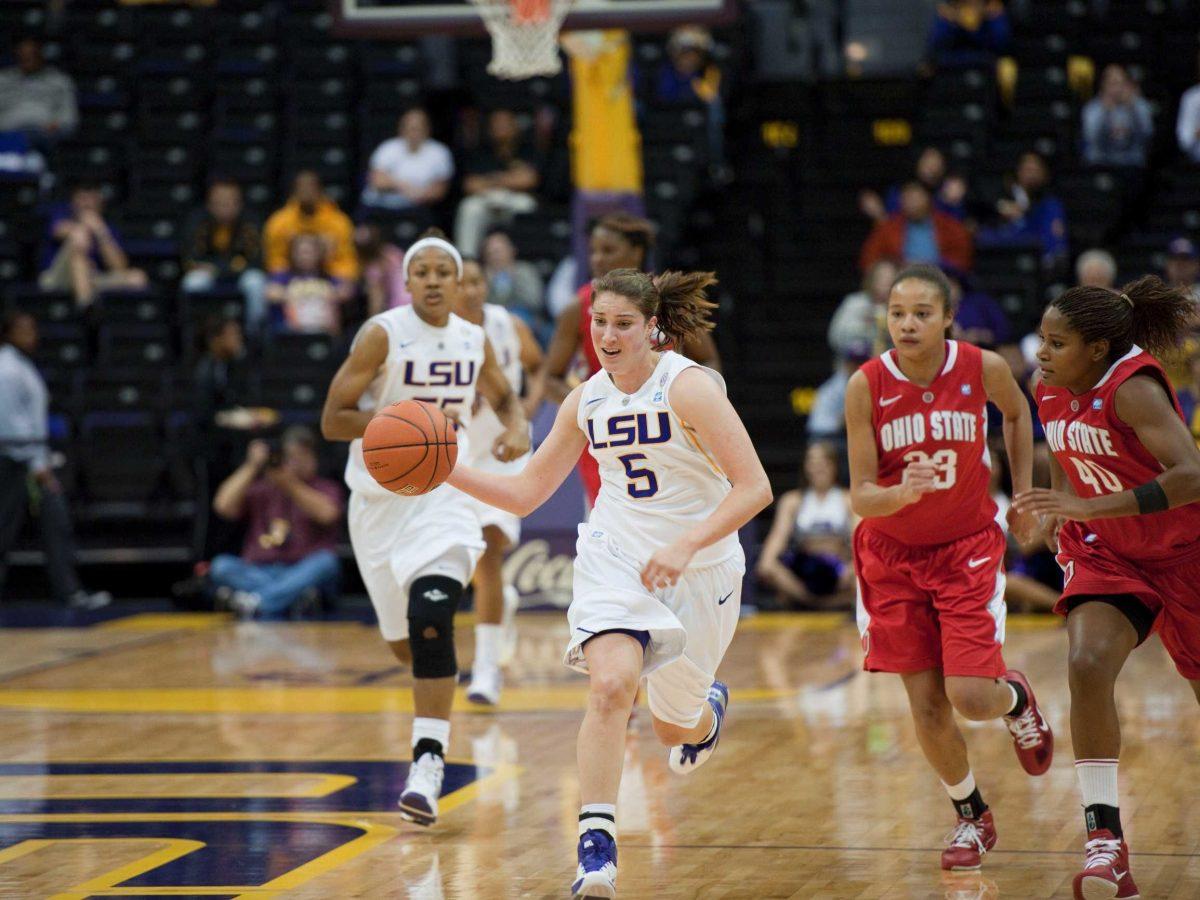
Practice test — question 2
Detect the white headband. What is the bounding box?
[403,237,463,282]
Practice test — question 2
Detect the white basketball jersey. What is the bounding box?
[465,304,527,469]
[578,350,739,568]
[794,488,850,542]
[344,304,486,499]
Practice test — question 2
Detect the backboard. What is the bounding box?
[330,0,737,37]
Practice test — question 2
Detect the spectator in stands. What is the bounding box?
[859,146,967,223]
[977,150,1068,271]
[0,312,110,609]
[181,179,267,333]
[859,180,973,273]
[926,0,1011,70]
[828,258,896,357]
[1176,345,1200,444]
[948,270,1011,349]
[454,108,540,257]
[354,223,410,316]
[755,442,853,610]
[654,25,727,177]
[1176,50,1200,163]
[210,428,342,620]
[265,234,353,335]
[1081,64,1154,168]
[808,340,872,441]
[359,107,454,214]
[0,36,77,146]
[264,170,358,282]
[482,228,545,327]
[39,183,148,308]
[1075,247,1118,289]
[1164,235,1200,300]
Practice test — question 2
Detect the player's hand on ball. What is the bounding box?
[640,541,695,592]
[897,461,938,505]
[492,427,530,462]
[1013,488,1091,523]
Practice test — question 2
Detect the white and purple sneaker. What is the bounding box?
[399,752,444,826]
[668,681,729,775]
[572,829,617,899]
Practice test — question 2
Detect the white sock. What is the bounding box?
[412,717,451,755]
[579,802,617,838]
[474,623,502,671]
[1076,759,1119,808]
[943,771,977,802]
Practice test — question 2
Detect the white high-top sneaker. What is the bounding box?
[399,752,444,826]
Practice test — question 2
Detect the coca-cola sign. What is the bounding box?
[501,532,576,609]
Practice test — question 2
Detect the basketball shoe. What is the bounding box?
[572,829,617,899]
[941,810,997,871]
[1002,670,1053,775]
[467,665,501,706]
[1073,829,1140,899]
[399,752,444,826]
[668,681,728,774]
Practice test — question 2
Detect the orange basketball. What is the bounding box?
[361,400,458,496]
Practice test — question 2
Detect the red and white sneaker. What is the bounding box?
[1073,829,1140,899]
[941,810,997,871]
[1003,670,1053,775]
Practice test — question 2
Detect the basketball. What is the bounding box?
[362,400,458,495]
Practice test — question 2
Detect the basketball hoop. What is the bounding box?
[469,0,573,79]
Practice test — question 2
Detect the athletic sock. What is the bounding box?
[1005,679,1027,718]
[579,803,617,838]
[944,771,988,820]
[474,623,502,672]
[412,717,450,759]
[1076,759,1122,837]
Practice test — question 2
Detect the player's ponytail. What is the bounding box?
[1050,275,1196,360]
[652,270,718,346]
[592,268,717,347]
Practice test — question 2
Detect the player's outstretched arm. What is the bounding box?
[538,300,582,404]
[514,316,546,418]
[478,338,531,461]
[320,324,389,442]
[447,385,588,517]
[640,367,772,590]
[1016,375,1200,521]
[982,349,1037,543]
[845,369,936,518]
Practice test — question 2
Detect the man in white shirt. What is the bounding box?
[360,108,454,212]
[1177,51,1200,163]
[0,36,78,142]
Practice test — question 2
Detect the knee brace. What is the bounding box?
[408,575,463,679]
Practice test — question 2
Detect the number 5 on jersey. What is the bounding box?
[618,453,659,498]
[902,449,958,489]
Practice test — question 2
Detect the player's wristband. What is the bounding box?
[1132,480,1168,514]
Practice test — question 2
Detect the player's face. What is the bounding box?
[1035,305,1109,389]
[589,227,642,277]
[804,446,836,490]
[886,279,948,356]
[590,291,655,375]
[457,260,487,312]
[408,249,460,323]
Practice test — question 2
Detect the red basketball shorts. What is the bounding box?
[854,523,1008,678]
[1056,534,1200,681]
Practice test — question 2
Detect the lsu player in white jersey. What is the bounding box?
[447,268,772,899]
[452,257,543,705]
[320,231,530,827]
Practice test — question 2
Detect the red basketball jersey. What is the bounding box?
[860,340,996,546]
[1035,345,1200,562]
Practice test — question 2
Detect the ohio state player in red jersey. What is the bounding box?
[541,213,720,507]
[1014,275,1200,900]
[845,265,1052,874]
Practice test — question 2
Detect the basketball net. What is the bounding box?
[469,0,573,79]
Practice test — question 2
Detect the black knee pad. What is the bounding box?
[408,575,462,679]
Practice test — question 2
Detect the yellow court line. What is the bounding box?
[0,772,357,800]
[0,685,805,714]
[93,613,232,632]
[51,838,208,900]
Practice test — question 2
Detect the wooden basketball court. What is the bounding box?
[2,610,1198,898]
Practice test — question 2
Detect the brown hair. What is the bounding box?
[591,268,717,346]
[1049,275,1197,360]
[593,212,657,259]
